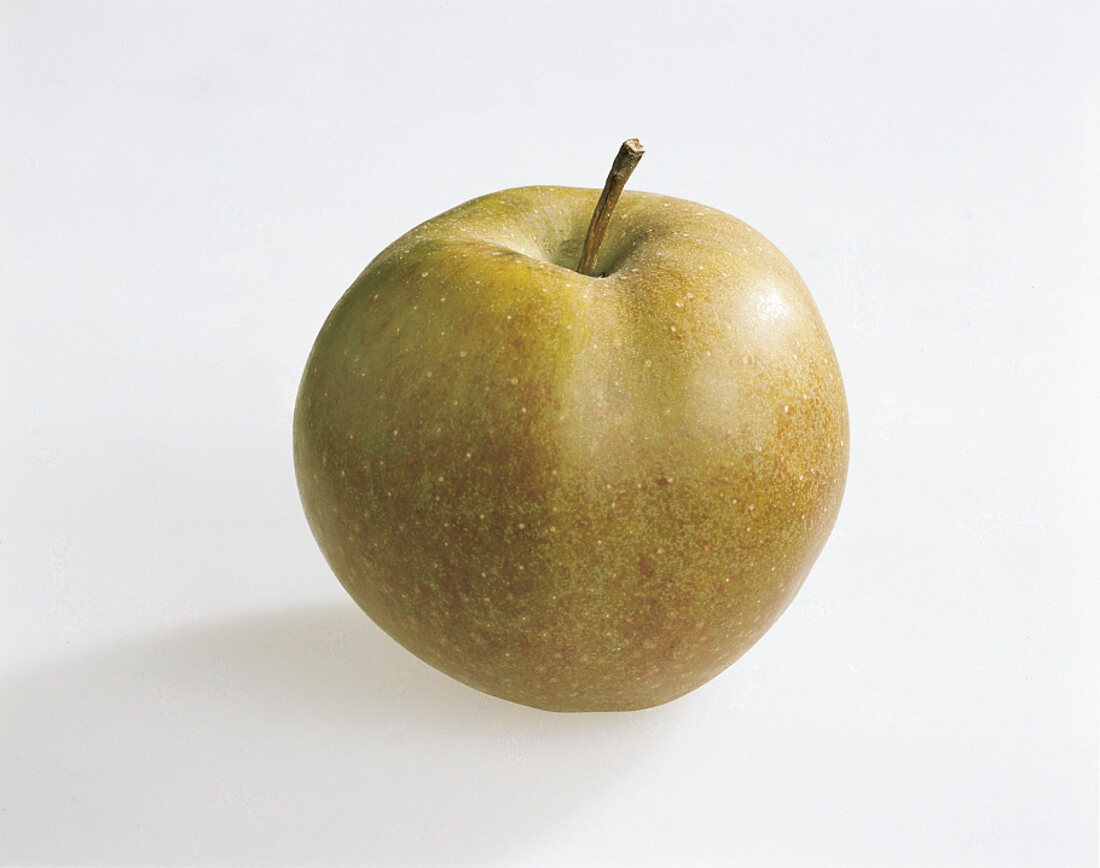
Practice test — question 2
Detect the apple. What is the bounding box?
[294,141,848,711]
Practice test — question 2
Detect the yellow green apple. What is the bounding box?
[294,142,848,711]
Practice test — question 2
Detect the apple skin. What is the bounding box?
[294,185,848,712]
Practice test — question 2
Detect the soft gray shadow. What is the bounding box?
[1,603,680,866]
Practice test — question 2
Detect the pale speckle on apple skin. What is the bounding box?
[293,185,849,712]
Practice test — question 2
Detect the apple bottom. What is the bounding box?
[300,445,841,712]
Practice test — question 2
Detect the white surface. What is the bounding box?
[2,1,1097,865]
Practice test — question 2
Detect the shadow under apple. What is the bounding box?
[1,603,679,865]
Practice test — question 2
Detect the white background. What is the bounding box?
[2,2,1097,865]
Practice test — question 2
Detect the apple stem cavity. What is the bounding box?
[576,138,644,276]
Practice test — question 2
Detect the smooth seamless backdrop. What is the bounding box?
[2,1,1096,865]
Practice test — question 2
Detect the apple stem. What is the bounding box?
[577,138,644,276]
